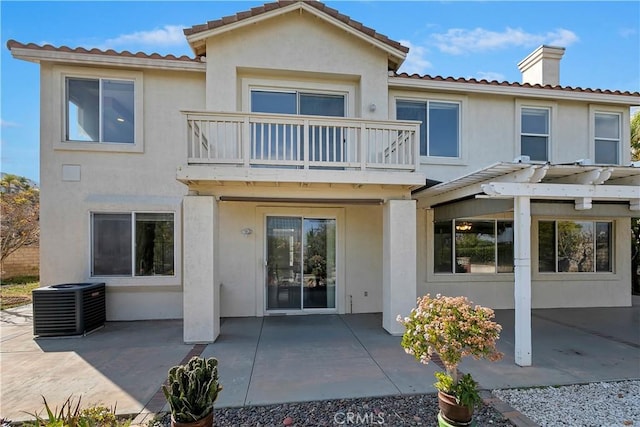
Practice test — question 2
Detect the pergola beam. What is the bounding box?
[481,182,640,200]
[418,165,547,208]
[547,167,615,185]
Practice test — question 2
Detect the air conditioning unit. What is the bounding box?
[32,282,106,337]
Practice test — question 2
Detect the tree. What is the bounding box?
[632,110,640,162]
[632,111,640,293]
[1,173,40,263]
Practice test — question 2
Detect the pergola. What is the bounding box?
[415,161,640,366]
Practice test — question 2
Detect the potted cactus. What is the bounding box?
[162,356,222,427]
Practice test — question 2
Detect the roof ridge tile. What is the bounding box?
[182,0,409,54]
[392,72,640,97]
[6,39,201,63]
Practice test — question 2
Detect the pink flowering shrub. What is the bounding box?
[397,294,503,389]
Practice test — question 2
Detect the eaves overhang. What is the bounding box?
[7,41,206,73]
[414,162,640,212]
[389,76,640,105]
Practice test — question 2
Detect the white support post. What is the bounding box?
[243,117,251,167]
[183,195,220,343]
[382,199,417,335]
[513,196,532,366]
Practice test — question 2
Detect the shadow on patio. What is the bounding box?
[1,299,638,422]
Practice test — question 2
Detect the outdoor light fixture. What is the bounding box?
[455,222,472,232]
[241,228,253,235]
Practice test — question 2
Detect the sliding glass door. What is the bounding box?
[266,216,336,311]
[251,90,346,163]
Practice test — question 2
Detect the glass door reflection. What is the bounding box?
[266,216,336,311]
[302,218,336,309]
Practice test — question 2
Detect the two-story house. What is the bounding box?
[8,0,639,366]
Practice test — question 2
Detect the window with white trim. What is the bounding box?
[520,107,549,161]
[434,219,513,274]
[594,112,620,164]
[251,90,345,117]
[66,77,135,143]
[396,100,460,157]
[538,220,612,273]
[92,212,174,277]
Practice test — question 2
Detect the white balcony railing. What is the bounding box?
[185,111,420,172]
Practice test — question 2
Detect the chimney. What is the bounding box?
[517,45,565,86]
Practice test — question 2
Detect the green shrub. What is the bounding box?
[23,396,130,427]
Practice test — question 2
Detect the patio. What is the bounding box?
[1,300,638,422]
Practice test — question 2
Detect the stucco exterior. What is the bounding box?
[9,1,639,357]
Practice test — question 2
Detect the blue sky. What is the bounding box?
[1,1,639,183]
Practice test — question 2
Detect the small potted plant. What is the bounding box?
[397,294,503,426]
[162,356,222,427]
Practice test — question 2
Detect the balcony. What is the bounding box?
[178,111,425,187]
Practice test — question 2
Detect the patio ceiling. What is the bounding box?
[414,161,640,211]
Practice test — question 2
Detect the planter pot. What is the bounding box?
[438,411,476,427]
[437,391,474,426]
[171,411,214,427]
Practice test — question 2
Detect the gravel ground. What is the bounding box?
[150,380,640,426]
[493,380,640,427]
[151,394,511,426]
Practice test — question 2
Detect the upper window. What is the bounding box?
[538,220,612,273]
[594,112,620,164]
[66,77,135,143]
[250,90,346,163]
[397,100,460,157]
[251,90,345,117]
[521,107,549,161]
[434,219,513,274]
[92,212,174,277]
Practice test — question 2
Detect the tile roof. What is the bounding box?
[6,40,202,63]
[394,72,640,97]
[183,0,409,54]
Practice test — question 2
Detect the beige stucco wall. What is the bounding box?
[204,10,390,120]
[39,64,205,320]
[190,183,408,317]
[215,200,385,317]
[420,202,633,310]
[389,90,632,183]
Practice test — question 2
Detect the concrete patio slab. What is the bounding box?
[1,300,638,423]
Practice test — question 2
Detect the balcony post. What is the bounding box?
[382,199,417,334]
[303,119,310,170]
[243,117,251,167]
[360,123,367,170]
[413,123,420,171]
[183,195,220,343]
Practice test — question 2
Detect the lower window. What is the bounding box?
[538,220,612,273]
[92,212,174,276]
[434,219,514,274]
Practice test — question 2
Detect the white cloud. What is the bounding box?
[547,28,579,47]
[432,27,579,55]
[398,40,433,75]
[104,25,185,48]
[1,119,20,128]
[619,27,638,38]
[474,71,506,82]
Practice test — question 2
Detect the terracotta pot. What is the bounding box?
[437,391,473,425]
[171,410,214,427]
